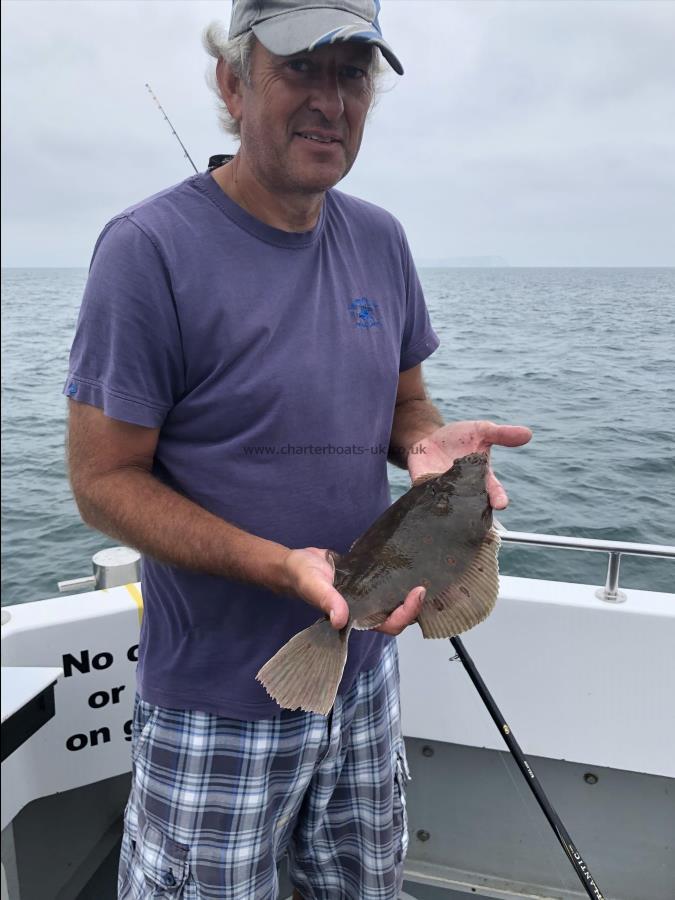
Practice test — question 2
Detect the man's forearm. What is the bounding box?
[388,397,444,469]
[73,468,292,593]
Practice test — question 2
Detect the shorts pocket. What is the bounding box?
[131,697,160,765]
[137,810,190,896]
[393,743,411,864]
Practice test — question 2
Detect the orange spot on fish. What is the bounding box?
[446,557,456,566]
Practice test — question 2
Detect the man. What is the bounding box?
[66,2,531,897]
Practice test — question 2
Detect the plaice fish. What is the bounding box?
[257,452,501,715]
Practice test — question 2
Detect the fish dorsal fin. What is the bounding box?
[417,527,501,639]
[326,549,351,581]
[411,472,443,487]
[325,549,340,570]
[352,608,390,630]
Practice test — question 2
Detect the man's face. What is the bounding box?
[233,40,375,196]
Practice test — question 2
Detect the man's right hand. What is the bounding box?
[282,548,427,636]
[282,548,350,629]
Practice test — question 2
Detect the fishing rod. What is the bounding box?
[145,82,199,174]
[449,635,606,900]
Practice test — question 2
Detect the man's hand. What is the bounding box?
[408,420,532,509]
[283,548,427,634]
[283,548,350,628]
[373,586,426,635]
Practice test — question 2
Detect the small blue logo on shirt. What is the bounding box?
[67,382,78,396]
[348,297,381,329]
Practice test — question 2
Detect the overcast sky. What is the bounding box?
[2,0,675,267]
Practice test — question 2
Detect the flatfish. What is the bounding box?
[257,452,500,714]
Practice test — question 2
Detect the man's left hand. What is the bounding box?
[373,584,427,636]
[407,420,532,509]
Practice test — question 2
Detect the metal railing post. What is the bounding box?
[596,551,626,603]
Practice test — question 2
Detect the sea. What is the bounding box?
[1,266,674,605]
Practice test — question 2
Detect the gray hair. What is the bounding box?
[203,24,257,138]
[203,22,387,140]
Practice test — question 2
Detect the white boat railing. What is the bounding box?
[498,528,675,602]
[53,532,675,602]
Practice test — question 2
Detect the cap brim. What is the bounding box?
[252,8,404,75]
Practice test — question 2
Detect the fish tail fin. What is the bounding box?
[418,527,501,639]
[256,618,350,716]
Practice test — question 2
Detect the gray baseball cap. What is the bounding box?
[229,0,404,75]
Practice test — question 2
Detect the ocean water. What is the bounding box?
[1,266,673,605]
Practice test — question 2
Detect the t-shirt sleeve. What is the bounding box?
[63,216,184,427]
[397,224,440,372]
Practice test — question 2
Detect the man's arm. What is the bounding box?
[67,400,352,625]
[388,364,444,469]
[388,366,532,509]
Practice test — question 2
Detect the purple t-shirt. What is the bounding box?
[65,171,439,719]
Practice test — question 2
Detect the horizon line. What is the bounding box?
[2,264,674,271]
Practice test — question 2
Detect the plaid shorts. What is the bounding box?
[118,640,410,900]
